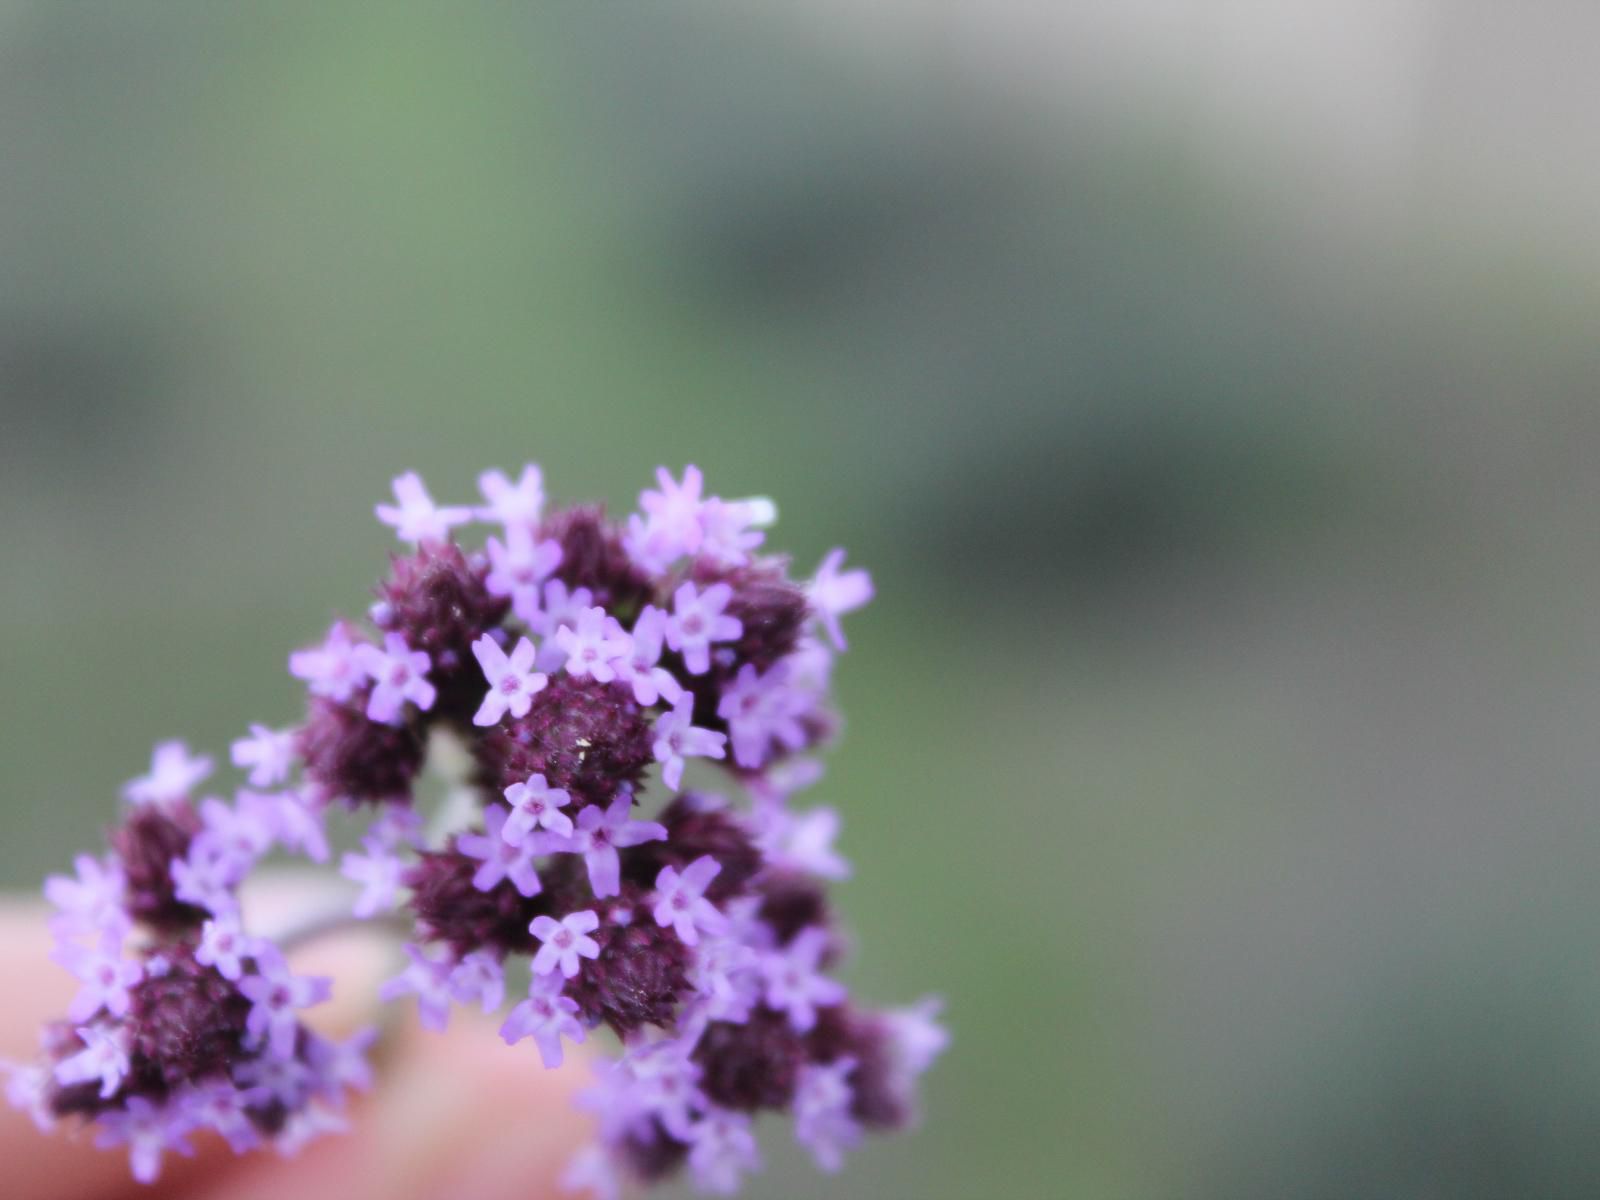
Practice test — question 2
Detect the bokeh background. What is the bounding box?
[5,3,1600,1197]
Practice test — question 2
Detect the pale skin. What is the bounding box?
[0,901,590,1200]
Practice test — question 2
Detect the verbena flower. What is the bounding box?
[11,461,943,1194]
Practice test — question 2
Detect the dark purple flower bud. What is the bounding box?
[621,795,761,904]
[475,676,653,808]
[692,1007,805,1112]
[112,803,207,931]
[374,542,509,719]
[618,1117,689,1183]
[542,505,654,618]
[563,892,692,1036]
[756,871,832,948]
[807,1006,905,1129]
[297,695,425,808]
[125,945,251,1093]
[404,844,545,957]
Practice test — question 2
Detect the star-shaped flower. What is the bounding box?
[554,606,632,684]
[374,471,471,544]
[457,805,544,897]
[484,523,563,622]
[760,928,846,1034]
[238,947,333,1059]
[809,548,873,650]
[500,974,585,1068]
[353,632,435,725]
[476,463,545,528]
[502,772,573,844]
[665,581,743,675]
[653,693,728,790]
[529,910,601,979]
[651,855,727,946]
[615,605,684,707]
[288,621,364,702]
[122,740,213,808]
[377,943,455,1032]
[230,724,296,788]
[471,633,547,726]
[555,794,667,899]
[53,1025,130,1099]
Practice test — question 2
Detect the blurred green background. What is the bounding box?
[6,3,1600,1197]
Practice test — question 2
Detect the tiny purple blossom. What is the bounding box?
[696,496,768,568]
[196,794,277,872]
[122,740,213,807]
[476,463,546,528]
[55,937,143,1022]
[688,933,762,1024]
[686,1108,762,1195]
[171,840,241,914]
[247,788,330,863]
[238,947,333,1059]
[304,1027,379,1100]
[353,633,435,725]
[54,1024,130,1099]
[457,806,544,897]
[484,522,564,622]
[883,996,949,1110]
[94,1095,196,1185]
[3,1062,55,1133]
[500,974,585,1068]
[44,854,127,940]
[625,465,706,569]
[448,950,506,1014]
[378,943,455,1032]
[182,1079,262,1153]
[554,607,632,684]
[288,621,364,702]
[273,1103,349,1157]
[652,693,728,791]
[234,1052,320,1108]
[794,1057,862,1171]
[196,915,258,981]
[471,633,547,726]
[529,579,595,670]
[718,661,810,769]
[375,471,472,544]
[652,855,727,947]
[624,1040,705,1140]
[761,928,846,1035]
[502,773,573,843]
[760,806,851,881]
[529,910,601,979]
[809,548,873,651]
[340,840,406,918]
[615,605,683,707]
[230,724,296,788]
[665,581,743,676]
[559,794,667,899]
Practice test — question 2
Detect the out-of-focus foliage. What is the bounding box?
[5,4,1600,1196]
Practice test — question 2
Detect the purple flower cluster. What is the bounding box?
[8,462,944,1195]
[5,744,371,1183]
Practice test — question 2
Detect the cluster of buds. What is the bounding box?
[5,462,945,1195]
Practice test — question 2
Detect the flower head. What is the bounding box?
[17,459,934,1196]
[375,471,472,544]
